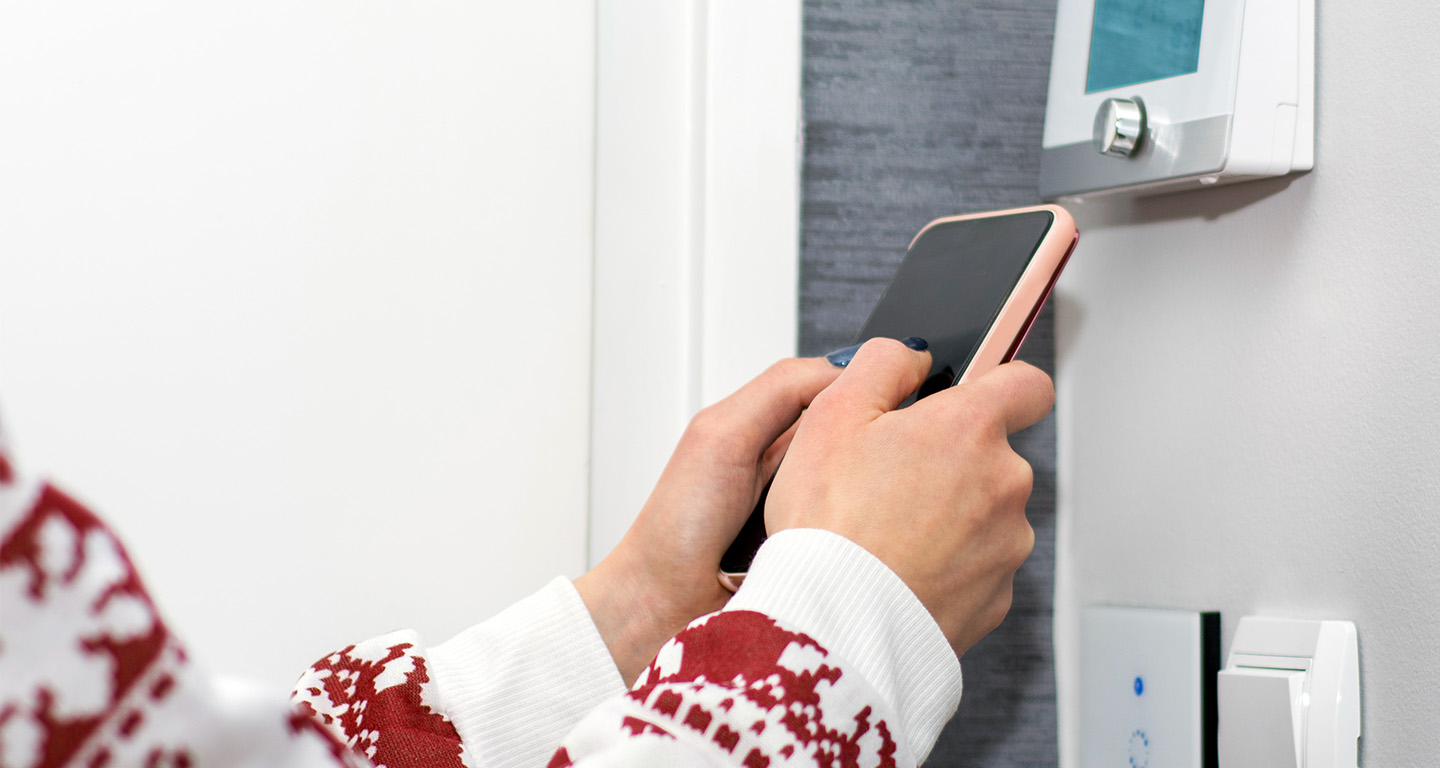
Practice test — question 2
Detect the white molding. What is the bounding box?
[698,0,803,404]
[589,0,802,566]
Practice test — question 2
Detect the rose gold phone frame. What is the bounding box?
[716,204,1077,593]
[907,204,1078,385]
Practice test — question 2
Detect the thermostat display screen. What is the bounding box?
[1086,0,1205,93]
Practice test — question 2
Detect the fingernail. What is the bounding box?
[901,336,929,351]
[824,342,862,368]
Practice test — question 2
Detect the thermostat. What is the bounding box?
[1040,0,1314,199]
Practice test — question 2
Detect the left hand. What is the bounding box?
[574,356,842,686]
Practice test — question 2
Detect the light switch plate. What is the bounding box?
[1080,605,1220,768]
[1220,617,1360,768]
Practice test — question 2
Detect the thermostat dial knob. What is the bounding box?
[1093,97,1146,158]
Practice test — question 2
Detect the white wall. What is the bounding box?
[0,1,596,690]
[1054,2,1440,765]
[589,0,801,564]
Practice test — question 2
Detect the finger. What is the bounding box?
[952,360,1055,435]
[758,417,803,480]
[815,337,933,418]
[703,356,844,452]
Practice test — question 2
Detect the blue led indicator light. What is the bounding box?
[1128,729,1151,768]
[1134,676,1144,696]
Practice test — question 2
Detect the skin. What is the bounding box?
[765,339,1053,656]
[574,339,1054,685]
[574,355,843,685]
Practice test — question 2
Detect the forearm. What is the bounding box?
[572,543,721,688]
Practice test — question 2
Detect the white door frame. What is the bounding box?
[589,0,803,565]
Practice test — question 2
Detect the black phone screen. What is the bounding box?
[857,209,1056,400]
[718,209,1058,576]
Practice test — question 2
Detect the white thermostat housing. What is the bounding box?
[1080,605,1220,768]
[1040,0,1314,199]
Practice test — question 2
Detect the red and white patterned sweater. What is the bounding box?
[0,431,962,767]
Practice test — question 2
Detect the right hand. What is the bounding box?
[764,338,1054,657]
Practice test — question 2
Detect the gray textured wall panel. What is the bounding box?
[800,2,1059,765]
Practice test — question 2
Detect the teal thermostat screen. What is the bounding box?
[1086,0,1205,94]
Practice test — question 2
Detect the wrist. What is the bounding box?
[573,551,678,687]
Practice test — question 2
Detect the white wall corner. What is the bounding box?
[699,0,804,404]
[589,0,803,567]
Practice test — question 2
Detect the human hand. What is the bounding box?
[574,356,843,686]
[764,338,1054,657]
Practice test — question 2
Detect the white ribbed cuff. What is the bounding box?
[428,577,625,768]
[723,528,962,764]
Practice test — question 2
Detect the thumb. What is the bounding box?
[933,359,1055,435]
[814,337,933,420]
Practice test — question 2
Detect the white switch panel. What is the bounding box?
[1080,605,1220,768]
[1219,617,1360,768]
[1217,667,1306,768]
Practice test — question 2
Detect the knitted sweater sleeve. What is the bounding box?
[291,578,626,768]
[0,418,961,768]
[0,455,363,767]
[0,420,622,768]
[292,529,964,768]
[548,529,963,768]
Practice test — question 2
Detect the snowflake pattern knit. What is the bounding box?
[0,435,904,768]
[549,611,900,768]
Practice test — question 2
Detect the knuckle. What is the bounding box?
[763,356,810,383]
[1008,455,1035,500]
[682,405,732,449]
[1022,361,1057,395]
[686,403,723,433]
[1005,359,1051,388]
[1036,368,1057,403]
[943,388,1007,438]
[985,588,1015,632]
[989,447,1033,502]
[1013,365,1056,414]
[805,382,845,416]
[1014,520,1036,563]
[807,374,869,423]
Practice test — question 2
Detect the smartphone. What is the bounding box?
[717,204,1078,590]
